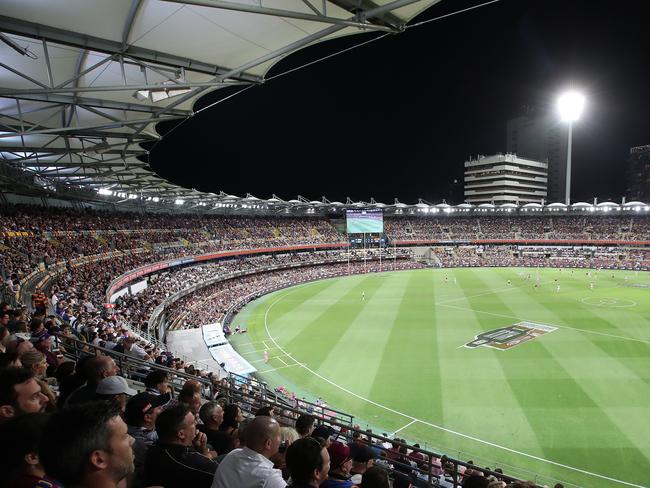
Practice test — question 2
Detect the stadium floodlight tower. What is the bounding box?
[557,90,586,205]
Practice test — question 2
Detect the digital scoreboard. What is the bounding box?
[346,209,383,234]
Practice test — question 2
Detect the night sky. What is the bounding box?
[148,0,650,204]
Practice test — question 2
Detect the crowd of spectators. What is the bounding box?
[430,245,650,270]
[167,260,423,329]
[0,205,345,300]
[384,215,650,241]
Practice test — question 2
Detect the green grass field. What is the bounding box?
[229,267,650,488]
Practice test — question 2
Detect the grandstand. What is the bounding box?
[2,2,650,488]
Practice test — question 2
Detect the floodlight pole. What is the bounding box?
[565,121,573,206]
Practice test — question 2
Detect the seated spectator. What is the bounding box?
[0,412,60,488]
[295,413,316,438]
[321,441,356,488]
[125,391,171,446]
[0,368,48,422]
[144,369,170,395]
[199,401,233,456]
[349,446,375,485]
[66,355,117,405]
[463,475,490,488]
[284,436,330,488]
[359,466,390,488]
[0,351,22,368]
[348,431,367,459]
[178,387,202,417]
[212,415,286,488]
[437,462,457,488]
[145,403,217,488]
[255,405,276,417]
[218,403,244,449]
[39,401,134,488]
[124,391,172,486]
[6,336,34,356]
[183,378,203,394]
[118,336,150,360]
[33,333,61,375]
[311,424,335,447]
[270,426,300,480]
[96,375,137,412]
[29,319,46,343]
[20,350,57,412]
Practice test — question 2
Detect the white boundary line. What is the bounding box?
[259,363,300,373]
[260,285,646,488]
[393,419,418,435]
[277,357,289,367]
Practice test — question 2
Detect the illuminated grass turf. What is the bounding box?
[229,267,650,488]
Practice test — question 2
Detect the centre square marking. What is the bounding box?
[464,322,557,351]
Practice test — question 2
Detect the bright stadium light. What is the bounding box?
[557,91,585,122]
[557,90,586,205]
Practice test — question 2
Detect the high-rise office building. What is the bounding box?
[626,145,650,201]
[464,153,548,204]
[506,110,568,203]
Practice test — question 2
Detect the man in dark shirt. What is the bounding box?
[198,401,232,457]
[144,403,217,488]
[285,436,330,488]
[66,355,118,406]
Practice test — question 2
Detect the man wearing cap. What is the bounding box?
[124,391,172,486]
[96,375,137,412]
[321,441,356,488]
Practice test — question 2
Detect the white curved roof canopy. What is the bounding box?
[0,0,440,204]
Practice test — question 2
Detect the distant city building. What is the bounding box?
[626,145,650,201]
[506,111,568,202]
[464,153,548,204]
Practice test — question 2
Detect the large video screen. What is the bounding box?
[346,209,383,234]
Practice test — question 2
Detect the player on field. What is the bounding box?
[361,291,365,301]
[263,350,269,363]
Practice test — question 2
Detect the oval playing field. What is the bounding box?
[229,267,650,488]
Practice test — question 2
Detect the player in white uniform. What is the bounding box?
[362,291,365,301]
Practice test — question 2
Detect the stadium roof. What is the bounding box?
[0,0,440,204]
